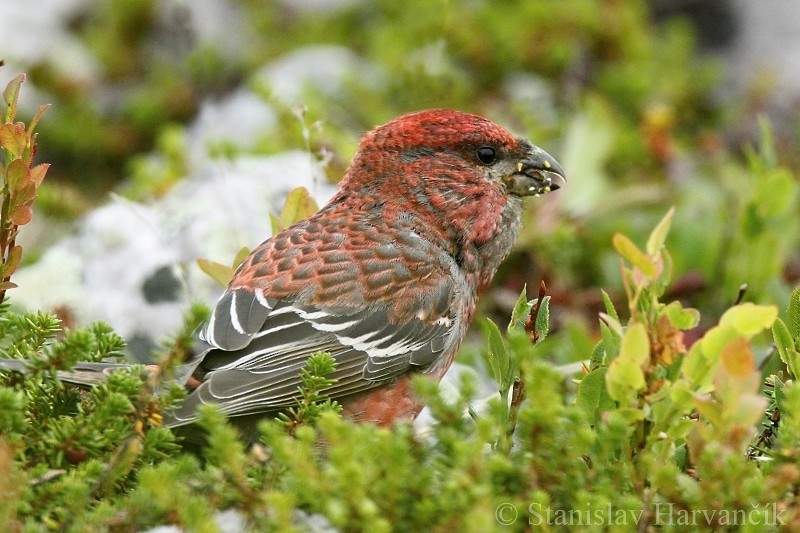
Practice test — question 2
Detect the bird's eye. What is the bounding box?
[476,146,497,165]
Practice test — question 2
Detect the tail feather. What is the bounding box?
[0,358,136,387]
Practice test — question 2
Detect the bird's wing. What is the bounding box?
[165,222,463,426]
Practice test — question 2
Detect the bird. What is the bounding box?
[0,109,564,442]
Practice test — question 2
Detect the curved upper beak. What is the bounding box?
[505,142,566,197]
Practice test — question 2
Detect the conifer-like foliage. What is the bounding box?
[4,5,800,528]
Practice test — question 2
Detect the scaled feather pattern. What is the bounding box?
[167,109,565,432]
[0,109,565,439]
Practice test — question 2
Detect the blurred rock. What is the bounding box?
[13,151,335,361]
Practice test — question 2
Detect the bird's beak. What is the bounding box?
[504,143,566,197]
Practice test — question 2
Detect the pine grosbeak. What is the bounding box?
[166,109,564,436]
[0,109,564,440]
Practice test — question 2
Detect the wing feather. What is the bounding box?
[167,217,465,427]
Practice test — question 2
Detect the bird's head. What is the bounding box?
[344,109,566,201]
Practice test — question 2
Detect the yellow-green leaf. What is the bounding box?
[3,73,25,122]
[0,123,27,158]
[719,303,778,337]
[606,356,645,403]
[197,258,235,288]
[269,213,281,235]
[612,233,655,277]
[232,246,251,269]
[646,206,675,255]
[662,301,700,330]
[274,187,318,231]
[619,322,650,368]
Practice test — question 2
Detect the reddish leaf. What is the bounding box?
[720,336,755,379]
[4,245,22,277]
[0,281,18,290]
[30,163,50,186]
[9,205,32,225]
[15,183,36,205]
[27,103,51,135]
[5,158,30,190]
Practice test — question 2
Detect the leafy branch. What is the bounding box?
[278,351,342,434]
[0,74,50,304]
[483,281,551,455]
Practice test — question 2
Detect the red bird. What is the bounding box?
[0,109,564,441]
[162,109,565,438]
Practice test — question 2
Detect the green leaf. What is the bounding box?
[682,325,735,390]
[719,303,778,337]
[2,73,25,123]
[789,285,800,340]
[508,285,531,333]
[698,324,738,361]
[599,319,620,363]
[232,246,251,270]
[482,318,512,392]
[269,213,281,235]
[589,340,605,368]
[646,206,675,255]
[197,258,235,288]
[599,312,624,338]
[607,407,646,426]
[662,301,700,330]
[533,295,550,343]
[773,318,800,378]
[757,114,777,169]
[600,289,619,322]
[619,322,650,368]
[752,168,795,217]
[612,233,655,277]
[774,378,787,411]
[606,356,645,403]
[604,323,650,403]
[576,368,614,422]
